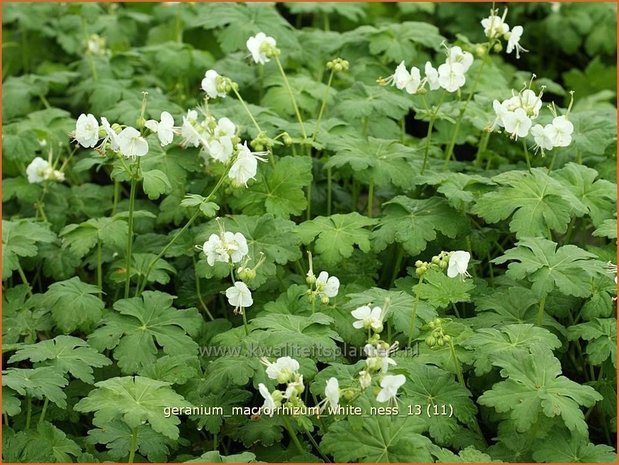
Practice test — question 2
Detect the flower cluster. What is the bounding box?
[181,108,267,187]
[491,83,575,154]
[200,222,263,316]
[305,252,340,305]
[25,157,65,184]
[481,8,527,59]
[415,250,471,279]
[73,113,150,158]
[381,45,474,95]
[258,357,305,416]
[201,69,234,99]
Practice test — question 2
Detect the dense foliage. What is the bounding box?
[2,2,617,463]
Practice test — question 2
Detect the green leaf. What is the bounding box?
[247,313,342,363]
[399,362,478,443]
[2,387,21,416]
[431,446,498,463]
[336,83,413,121]
[321,396,433,462]
[42,277,104,333]
[87,418,176,462]
[593,218,617,239]
[60,216,128,258]
[344,287,436,339]
[2,367,68,408]
[296,213,377,266]
[230,156,312,219]
[324,137,419,189]
[142,169,172,200]
[88,291,202,373]
[186,451,256,463]
[180,194,220,218]
[2,423,82,463]
[464,324,562,376]
[8,336,111,384]
[2,219,56,280]
[478,347,602,435]
[472,168,586,239]
[553,163,616,227]
[416,268,475,309]
[372,196,467,255]
[2,285,52,344]
[368,22,444,62]
[493,238,607,298]
[532,427,617,463]
[74,376,192,440]
[567,318,617,367]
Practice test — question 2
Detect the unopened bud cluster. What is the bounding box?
[327,57,350,73]
[415,251,449,277]
[425,318,452,348]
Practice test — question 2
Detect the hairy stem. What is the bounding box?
[275,55,307,140]
[407,276,424,346]
[128,427,138,463]
[124,160,140,299]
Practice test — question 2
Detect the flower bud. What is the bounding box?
[425,336,436,347]
[237,267,256,281]
[321,295,330,305]
[443,334,451,342]
[436,337,445,347]
[415,260,424,268]
[493,42,503,53]
[136,116,146,129]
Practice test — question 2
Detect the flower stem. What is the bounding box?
[407,276,423,346]
[112,180,121,216]
[444,60,486,167]
[327,167,333,215]
[421,94,445,175]
[128,427,138,463]
[97,239,103,299]
[536,296,546,326]
[193,255,214,321]
[312,69,335,143]
[282,416,305,455]
[136,171,227,296]
[449,340,465,386]
[275,55,307,141]
[38,398,49,426]
[241,308,250,336]
[16,262,33,298]
[367,177,374,218]
[231,86,262,134]
[124,159,140,299]
[474,130,490,167]
[523,140,532,172]
[25,395,32,430]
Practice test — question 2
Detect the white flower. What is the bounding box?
[117,127,149,158]
[502,108,532,139]
[202,231,248,265]
[324,377,340,410]
[100,117,120,152]
[424,62,440,90]
[214,117,236,139]
[364,343,398,373]
[447,251,471,278]
[376,374,406,403]
[229,143,266,187]
[492,99,510,129]
[531,124,555,152]
[26,157,51,183]
[181,110,202,148]
[358,370,372,389]
[225,281,253,309]
[74,113,99,148]
[284,375,304,399]
[550,115,573,147]
[201,69,227,99]
[315,271,339,298]
[481,10,509,39]
[265,356,300,382]
[518,89,543,119]
[446,46,473,72]
[246,32,277,65]
[258,383,276,415]
[506,25,528,59]
[389,61,422,94]
[438,62,466,93]
[145,111,175,147]
[209,137,234,163]
[351,305,383,332]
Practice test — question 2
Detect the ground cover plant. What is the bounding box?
[2,2,617,463]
